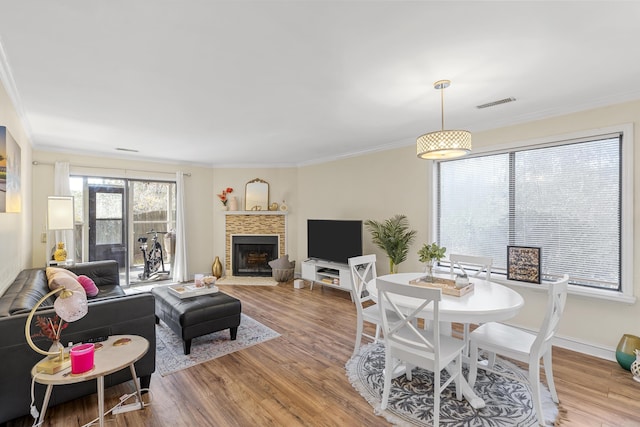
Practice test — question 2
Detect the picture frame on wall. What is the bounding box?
[507,246,541,283]
[0,126,22,213]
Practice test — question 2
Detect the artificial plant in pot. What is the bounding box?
[417,242,447,281]
[364,214,417,274]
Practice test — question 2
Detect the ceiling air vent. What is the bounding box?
[476,97,516,109]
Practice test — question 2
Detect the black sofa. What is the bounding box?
[0,261,156,425]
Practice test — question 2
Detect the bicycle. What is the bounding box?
[137,229,169,280]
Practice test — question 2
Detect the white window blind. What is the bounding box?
[437,135,621,291]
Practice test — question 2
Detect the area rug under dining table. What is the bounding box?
[346,342,559,426]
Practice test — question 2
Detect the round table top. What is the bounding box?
[32,334,149,385]
[368,272,525,324]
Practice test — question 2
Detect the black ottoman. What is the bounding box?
[152,286,242,355]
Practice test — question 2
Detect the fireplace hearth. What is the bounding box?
[232,235,279,277]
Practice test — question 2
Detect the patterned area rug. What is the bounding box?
[346,342,559,426]
[156,313,280,376]
[216,276,278,286]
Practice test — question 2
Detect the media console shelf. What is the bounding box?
[301,259,352,292]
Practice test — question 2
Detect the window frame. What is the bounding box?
[430,124,635,303]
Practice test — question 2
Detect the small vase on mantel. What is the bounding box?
[229,197,238,211]
[212,256,223,279]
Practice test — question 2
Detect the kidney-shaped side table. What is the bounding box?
[31,334,149,427]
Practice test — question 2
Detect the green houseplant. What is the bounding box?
[417,242,447,281]
[364,214,417,274]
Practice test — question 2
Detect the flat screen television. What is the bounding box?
[307,219,363,264]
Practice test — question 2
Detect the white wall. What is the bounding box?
[0,81,32,295]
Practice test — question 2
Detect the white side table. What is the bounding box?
[31,334,149,427]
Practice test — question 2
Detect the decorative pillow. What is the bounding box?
[77,275,99,297]
[46,267,78,282]
[47,270,84,294]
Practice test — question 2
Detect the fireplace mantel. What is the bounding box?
[224,213,287,275]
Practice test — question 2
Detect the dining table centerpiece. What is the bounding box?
[417,242,446,282]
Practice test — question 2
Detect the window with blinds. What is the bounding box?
[436,135,622,291]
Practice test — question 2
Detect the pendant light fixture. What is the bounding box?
[417,79,471,159]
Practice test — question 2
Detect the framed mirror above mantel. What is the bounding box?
[245,178,269,211]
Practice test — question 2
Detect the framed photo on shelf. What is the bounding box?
[507,246,541,284]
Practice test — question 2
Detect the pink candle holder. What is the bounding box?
[70,343,95,374]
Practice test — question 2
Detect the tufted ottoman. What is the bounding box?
[152,286,242,355]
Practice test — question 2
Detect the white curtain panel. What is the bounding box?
[172,171,189,282]
[53,161,74,261]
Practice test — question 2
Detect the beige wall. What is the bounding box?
[0,82,32,294]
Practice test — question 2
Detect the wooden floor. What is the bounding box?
[9,281,640,426]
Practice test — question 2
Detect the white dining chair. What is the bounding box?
[377,278,465,426]
[468,274,569,427]
[448,254,493,353]
[348,254,386,357]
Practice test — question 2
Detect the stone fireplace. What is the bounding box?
[224,212,287,276]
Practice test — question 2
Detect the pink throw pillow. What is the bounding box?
[77,275,99,297]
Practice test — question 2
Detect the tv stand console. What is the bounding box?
[301,259,352,292]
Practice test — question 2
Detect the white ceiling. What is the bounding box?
[1,1,640,167]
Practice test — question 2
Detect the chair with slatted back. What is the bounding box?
[448,254,493,354]
[468,274,569,426]
[348,254,384,357]
[377,278,465,426]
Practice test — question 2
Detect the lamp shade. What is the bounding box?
[417,129,472,159]
[54,288,88,322]
[47,196,75,231]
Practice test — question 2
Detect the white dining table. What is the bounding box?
[366,271,525,409]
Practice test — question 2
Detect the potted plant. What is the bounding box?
[364,214,417,274]
[417,242,447,281]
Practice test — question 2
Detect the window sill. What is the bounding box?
[436,266,636,304]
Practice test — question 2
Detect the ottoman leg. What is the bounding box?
[230,326,238,341]
[183,339,192,355]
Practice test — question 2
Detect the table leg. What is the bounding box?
[445,364,485,409]
[129,363,143,403]
[38,384,53,425]
[97,376,105,427]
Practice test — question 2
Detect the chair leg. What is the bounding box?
[374,325,381,342]
[433,369,440,426]
[486,351,496,369]
[352,320,363,357]
[529,357,544,426]
[454,356,462,401]
[543,350,559,403]
[380,351,393,411]
[468,341,479,387]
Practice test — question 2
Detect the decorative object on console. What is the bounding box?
[53,242,67,262]
[269,202,279,211]
[416,79,472,160]
[24,286,89,374]
[245,178,269,211]
[616,333,640,371]
[364,214,417,274]
[417,242,447,282]
[212,256,223,278]
[279,200,288,212]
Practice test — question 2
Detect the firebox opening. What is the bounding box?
[232,235,279,277]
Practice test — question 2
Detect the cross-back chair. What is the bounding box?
[348,254,385,357]
[377,278,465,426]
[468,274,569,426]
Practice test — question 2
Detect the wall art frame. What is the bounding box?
[0,126,21,213]
[507,245,541,284]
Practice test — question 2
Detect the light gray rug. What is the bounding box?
[346,342,559,426]
[155,313,280,376]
